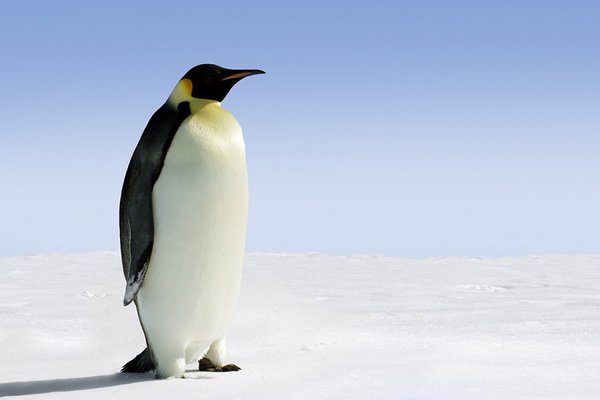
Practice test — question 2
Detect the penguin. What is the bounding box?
[119,64,264,379]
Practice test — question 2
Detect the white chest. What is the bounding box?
[140,102,249,338]
[153,102,248,228]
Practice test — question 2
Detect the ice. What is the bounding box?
[1,252,599,399]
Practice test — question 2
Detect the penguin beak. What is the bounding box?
[221,69,266,81]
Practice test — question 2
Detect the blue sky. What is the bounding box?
[1,1,599,257]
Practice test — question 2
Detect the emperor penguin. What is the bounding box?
[119,64,264,379]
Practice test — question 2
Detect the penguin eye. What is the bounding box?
[196,74,218,87]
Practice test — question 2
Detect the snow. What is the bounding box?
[1,251,600,399]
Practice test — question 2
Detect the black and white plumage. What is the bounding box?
[119,64,264,378]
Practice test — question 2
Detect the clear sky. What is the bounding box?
[1,1,599,257]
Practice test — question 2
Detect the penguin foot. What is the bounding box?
[198,357,241,372]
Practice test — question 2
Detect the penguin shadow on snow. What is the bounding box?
[0,373,156,397]
[0,369,223,396]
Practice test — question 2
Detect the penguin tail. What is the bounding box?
[121,347,155,373]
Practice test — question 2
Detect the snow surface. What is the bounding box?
[1,252,599,399]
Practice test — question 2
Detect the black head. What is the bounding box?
[182,64,265,102]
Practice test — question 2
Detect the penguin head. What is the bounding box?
[180,64,265,102]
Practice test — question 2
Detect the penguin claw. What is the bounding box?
[220,364,241,372]
[198,357,241,372]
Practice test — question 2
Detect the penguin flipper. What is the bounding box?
[122,347,155,373]
[119,102,191,305]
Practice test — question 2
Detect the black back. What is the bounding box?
[119,101,190,305]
